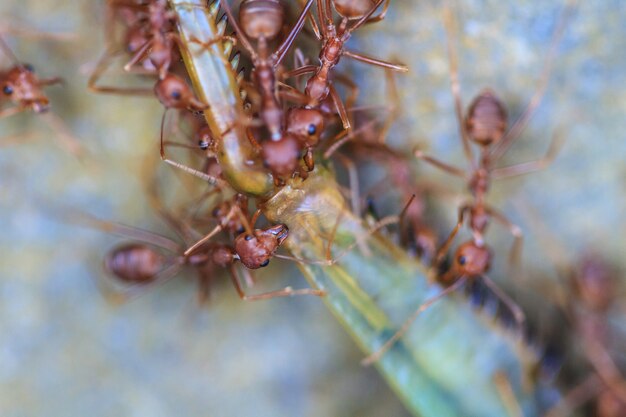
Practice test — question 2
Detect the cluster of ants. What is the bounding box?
[2,0,625,415]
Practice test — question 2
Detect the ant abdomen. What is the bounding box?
[465,90,508,147]
[332,0,378,20]
[239,0,285,40]
[104,243,166,284]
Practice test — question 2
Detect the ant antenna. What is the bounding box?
[0,35,21,66]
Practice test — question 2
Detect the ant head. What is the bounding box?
[1,66,50,113]
[286,107,325,147]
[261,134,302,178]
[332,0,378,20]
[104,243,165,284]
[465,89,508,147]
[451,241,492,277]
[234,224,289,269]
[239,0,285,41]
[572,254,616,312]
[154,74,206,111]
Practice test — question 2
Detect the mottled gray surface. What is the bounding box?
[0,0,625,416]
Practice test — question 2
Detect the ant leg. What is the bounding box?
[196,270,212,305]
[323,114,380,158]
[101,262,184,305]
[0,131,37,147]
[361,276,466,365]
[160,111,227,188]
[87,49,155,96]
[346,0,386,34]
[281,65,318,80]
[275,214,402,267]
[484,206,523,276]
[442,2,475,168]
[371,69,401,144]
[362,0,390,25]
[491,129,566,179]
[37,77,64,87]
[434,205,470,267]
[40,112,86,159]
[245,128,263,152]
[240,267,256,288]
[219,0,257,59]
[277,82,310,104]
[332,71,360,128]
[0,106,26,119]
[0,22,76,41]
[274,0,314,65]
[65,210,182,253]
[184,205,240,257]
[334,154,360,216]
[123,39,153,72]
[544,374,603,417]
[342,50,408,72]
[583,338,626,404]
[317,0,332,33]
[481,274,526,331]
[186,33,239,51]
[229,265,325,301]
[493,371,524,417]
[329,83,351,131]
[414,149,467,178]
[489,2,575,162]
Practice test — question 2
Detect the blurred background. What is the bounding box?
[0,0,625,416]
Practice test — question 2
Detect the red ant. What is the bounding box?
[544,255,626,417]
[79,193,324,303]
[88,0,189,95]
[0,36,83,156]
[282,0,407,132]
[219,0,319,183]
[221,0,314,141]
[361,2,572,365]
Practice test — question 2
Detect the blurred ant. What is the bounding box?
[0,35,83,156]
[89,0,210,95]
[543,254,626,417]
[361,1,573,365]
[515,202,626,417]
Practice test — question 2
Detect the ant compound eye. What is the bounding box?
[198,140,209,150]
[3,85,13,95]
[23,63,34,72]
[236,226,245,234]
[171,90,182,100]
[307,124,317,135]
[458,255,467,266]
[244,234,253,241]
[260,259,270,267]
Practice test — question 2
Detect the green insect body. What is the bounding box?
[171,0,273,197]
